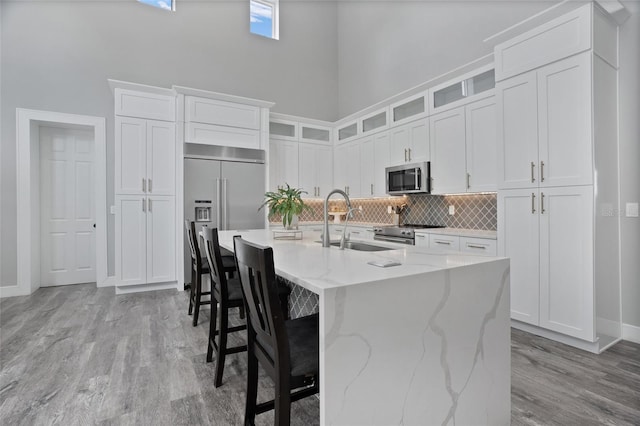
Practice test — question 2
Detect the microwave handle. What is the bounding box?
[416,168,421,190]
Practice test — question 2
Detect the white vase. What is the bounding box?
[286,214,299,230]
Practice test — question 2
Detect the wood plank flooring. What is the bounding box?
[1,284,638,425]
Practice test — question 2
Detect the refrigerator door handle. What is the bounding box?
[222,179,229,230]
[216,178,222,230]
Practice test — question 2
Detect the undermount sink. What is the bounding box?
[329,241,395,252]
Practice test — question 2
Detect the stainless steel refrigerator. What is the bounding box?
[184,144,266,284]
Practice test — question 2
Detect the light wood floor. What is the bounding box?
[0,284,638,425]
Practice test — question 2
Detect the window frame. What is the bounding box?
[250,0,279,40]
[137,0,176,12]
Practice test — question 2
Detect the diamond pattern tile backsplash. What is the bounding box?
[402,193,497,230]
[270,194,497,230]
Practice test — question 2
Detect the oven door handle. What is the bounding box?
[374,235,414,245]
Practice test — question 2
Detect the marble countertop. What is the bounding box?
[217,229,504,295]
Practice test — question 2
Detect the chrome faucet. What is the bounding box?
[339,206,362,250]
[322,189,352,247]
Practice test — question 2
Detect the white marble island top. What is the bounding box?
[217,229,503,295]
[217,229,511,425]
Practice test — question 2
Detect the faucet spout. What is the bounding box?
[322,189,352,247]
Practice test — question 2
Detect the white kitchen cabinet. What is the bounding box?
[186,96,260,130]
[360,107,388,135]
[428,66,495,114]
[429,107,467,194]
[360,132,390,197]
[460,237,498,256]
[497,188,540,325]
[334,140,361,197]
[497,52,592,190]
[145,196,177,284]
[465,97,497,192]
[498,186,594,340]
[114,88,175,121]
[115,117,175,196]
[115,195,175,286]
[390,92,428,127]
[539,186,593,340]
[429,234,460,252]
[299,142,332,198]
[269,119,298,141]
[414,233,429,247]
[269,139,299,192]
[388,118,429,165]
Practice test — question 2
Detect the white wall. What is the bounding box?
[0,0,338,285]
[336,0,555,117]
[619,1,640,329]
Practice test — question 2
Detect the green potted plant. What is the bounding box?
[260,184,309,229]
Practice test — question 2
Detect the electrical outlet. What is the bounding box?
[387,205,392,214]
[449,205,455,215]
[626,202,639,217]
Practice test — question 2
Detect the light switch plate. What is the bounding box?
[626,202,639,217]
[448,205,455,215]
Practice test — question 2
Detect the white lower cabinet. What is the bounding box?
[429,234,460,252]
[414,233,429,247]
[116,195,175,286]
[460,237,498,256]
[498,186,594,341]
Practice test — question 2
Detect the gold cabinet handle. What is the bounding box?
[142,198,146,212]
[404,148,408,162]
[531,192,536,214]
[531,162,536,183]
[142,178,146,193]
[370,183,374,195]
[148,198,152,212]
[540,161,545,182]
[466,173,471,190]
[148,179,152,193]
[408,148,412,161]
[541,192,545,214]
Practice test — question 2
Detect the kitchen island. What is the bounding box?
[217,229,510,426]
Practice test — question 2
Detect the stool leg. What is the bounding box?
[193,271,202,327]
[274,373,291,426]
[206,299,218,363]
[244,342,258,426]
[188,266,195,316]
[214,303,228,388]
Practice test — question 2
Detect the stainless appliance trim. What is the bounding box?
[385,161,431,195]
[184,143,265,164]
[373,234,414,245]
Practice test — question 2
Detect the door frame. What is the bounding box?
[8,108,108,297]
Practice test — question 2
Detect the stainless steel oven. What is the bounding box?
[385,162,431,195]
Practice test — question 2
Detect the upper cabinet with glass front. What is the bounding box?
[389,91,428,127]
[269,119,298,141]
[337,120,359,143]
[429,66,496,114]
[360,107,389,135]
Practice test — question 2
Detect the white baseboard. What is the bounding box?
[98,276,117,288]
[115,281,177,295]
[622,323,640,344]
[0,284,30,298]
[511,320,602,353]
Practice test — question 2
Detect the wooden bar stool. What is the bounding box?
[185,221,236,326]
[233,236,319,426]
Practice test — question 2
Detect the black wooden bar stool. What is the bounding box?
[233,236,319,426]
[185,221,236,326]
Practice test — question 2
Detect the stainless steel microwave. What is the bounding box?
[385,162,431,195]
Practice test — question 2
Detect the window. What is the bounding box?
[250,0,279,40]
[138,0,175,11]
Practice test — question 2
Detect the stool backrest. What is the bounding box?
[184,221,201,263]
[201,226,229,301]
[233,236,290,370]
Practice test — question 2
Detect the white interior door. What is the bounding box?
[40,126,95,286]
